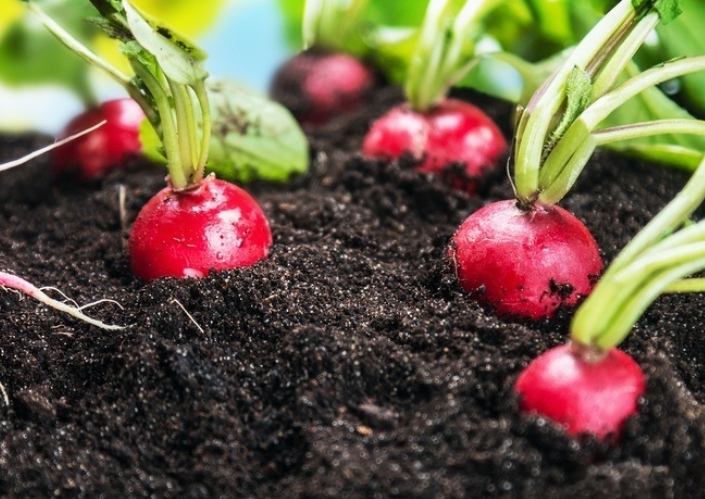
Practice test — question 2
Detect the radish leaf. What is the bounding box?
[206,79,309,183]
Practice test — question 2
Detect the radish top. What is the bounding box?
[571,148,705,351]
[302,0,370,52]
[25,0,212,192]
[511,0,695,206]
[404,0,505,111]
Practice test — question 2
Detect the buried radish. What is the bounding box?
[27,0,273,281]
[517,137,705,441]
[270,0,377,128]
[449,0,699,320]
[362,0,507,194]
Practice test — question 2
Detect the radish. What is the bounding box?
[52,97,145,181]
[271,50,377,128]
[362,0,507,194]
[28,0,273,281]
[449,0,699,319]
[270,0,377,128]
[449,200,602,319]
[518,138,705,440]
[515,343,645,441]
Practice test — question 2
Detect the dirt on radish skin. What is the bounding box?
[2,89,705,497]
[449,200,603,320]
[52,98,145,181]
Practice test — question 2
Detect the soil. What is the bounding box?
[1,87,704,498]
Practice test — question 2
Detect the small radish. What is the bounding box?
[363,99,506,194]
[270,0,377,128]
[30,0,273,282]
[270,50,377,128]
[362,0,508,194]
[515,343,644,441]
[449,0,693,319]
[449,200,602,319]
[129,176,271,281]
[53,98,145,181]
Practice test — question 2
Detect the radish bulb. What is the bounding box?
[515,343,644,441]
[362,0,508,194]
[449,200,602,319]
[53,98,145,181]
[270,0,377,128]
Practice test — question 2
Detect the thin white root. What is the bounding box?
[170,298,204,334]
[1,272,124,331]
[0,121,106,173]
[39,287,125,312]
[0,380,8,408]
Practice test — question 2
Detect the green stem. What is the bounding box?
[513,0,636,202]
[593,119,705,145]
[580,56,705,131]
[664,278,705,293]
[193,80,211,182]
[570,152,705,348]
[537,135,596,204]
[132,59,186,189]
[167,77,199,176]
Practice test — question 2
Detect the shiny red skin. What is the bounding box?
[53,98,145,181]
[449,200,603,319]
[129,178,272,281]
[362,99,507,193]
[515,343,645,441]
[270,51,377,128]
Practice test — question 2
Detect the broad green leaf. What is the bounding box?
[206,79,309,183]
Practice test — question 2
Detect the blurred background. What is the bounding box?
[0,0,292,133]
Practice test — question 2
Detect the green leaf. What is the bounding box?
[206,79,309,183]
[122,0,207,85]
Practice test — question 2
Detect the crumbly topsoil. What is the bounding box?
[0,88,704,498]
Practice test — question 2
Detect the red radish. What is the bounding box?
[515,343,645,441]
[449,200,602,319]
[31,0,275,282]
[129,177,272,281]
[361,0,508,193]
[270,51,377,128]
[363,99,506,193]
[53,98,145,181]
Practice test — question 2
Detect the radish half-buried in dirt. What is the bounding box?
[449,0,699,320]
[29,0,274,281]
[362,0,507,194]
[270,0,377,128]
[52,97,145,181]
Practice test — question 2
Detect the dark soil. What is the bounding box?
[1,88,704,498]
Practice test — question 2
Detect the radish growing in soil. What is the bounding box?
[517,131,705,441]
[270,0,377,128]
[52,97,145,181]
[449,0,700,320]
[27,0,273,281]
[362,0,508,194]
